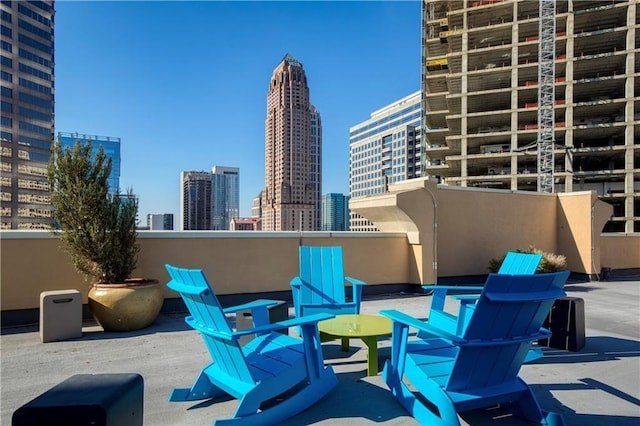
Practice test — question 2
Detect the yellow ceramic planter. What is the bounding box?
[88,279,163,332]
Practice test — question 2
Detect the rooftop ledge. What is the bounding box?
[0,230,407,240]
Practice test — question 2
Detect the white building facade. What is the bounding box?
[349,91,422,231]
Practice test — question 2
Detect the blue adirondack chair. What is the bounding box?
[165,264,338,425]
[425,251,544,336]
[290,246,367,318]
[381,271,570,426]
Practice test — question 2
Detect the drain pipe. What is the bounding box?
[591,198,599,281]
[423,186,438,285]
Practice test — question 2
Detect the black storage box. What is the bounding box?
[12,373,143,426]
[538,297,585,351]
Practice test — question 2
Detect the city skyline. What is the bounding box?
[53,1,421,222]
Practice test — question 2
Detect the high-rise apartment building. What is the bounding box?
[180,166,239,231]
[147,213,174,230]
[211,165,239,230]
[262,54,321,231]
[251,191,262,218]
[421,0,639,232]
[349,91,422,231]
[310,105,322,231]
[181,171,212,231]
[57,132,121,195]
[321,193,350,231]
[1,0,55,229]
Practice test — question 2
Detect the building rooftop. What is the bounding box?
[2,277,638,425]
[282,52,302,67]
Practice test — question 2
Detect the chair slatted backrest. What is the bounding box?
[165,264,253,384]
[499,252,543,274]
[447,271,569,391]
[299,246,346,307]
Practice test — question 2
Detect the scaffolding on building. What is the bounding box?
[536,0,556,193]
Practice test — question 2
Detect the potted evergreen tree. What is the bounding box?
[48,140,163,331]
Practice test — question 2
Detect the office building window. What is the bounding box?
[18,19,51,40]
[0,39,11,52]
[19,48,51,67]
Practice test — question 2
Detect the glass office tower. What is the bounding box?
[321,193,350,231]
[57,132,121,195]
[1,0,55,229]
[211,165,239,230]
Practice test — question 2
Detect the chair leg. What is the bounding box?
[382,361,460,426]
[524,347,544,363]
[215,367,338,426]
[169,367,225,402]
[543,410,566,426]
[233,392,262,419]
[503,379,545,423]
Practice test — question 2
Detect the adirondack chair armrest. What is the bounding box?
[450,295,481,304]
[380,309,466,344]
[422,285,484,293]
[290,277,303,288]
[272,312,334,329]
[232,312,335,337]
[222,299,280,314]
[344,277,366,287]
[538,327,552,338]
[345,276,366,306]
[185,317,235,341]
[167,281,210,297]
[187,313,333,341]
[289,277,304,318]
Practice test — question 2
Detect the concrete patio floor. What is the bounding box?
[2,278,639,425]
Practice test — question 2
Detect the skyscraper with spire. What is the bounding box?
[262,54,321,231]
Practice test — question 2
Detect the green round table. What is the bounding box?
[318,314,392,376]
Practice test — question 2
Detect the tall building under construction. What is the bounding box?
[421,0,639,232]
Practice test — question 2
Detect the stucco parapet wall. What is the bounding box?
[0,230,407,240]
[0,230,60,239]
[600,233,640,270]
[1,231,413,312]
[350,177,616,276]
[350,178,439,244]
[135,231,407,239]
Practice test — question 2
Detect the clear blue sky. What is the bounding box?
[54,1,421,222]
